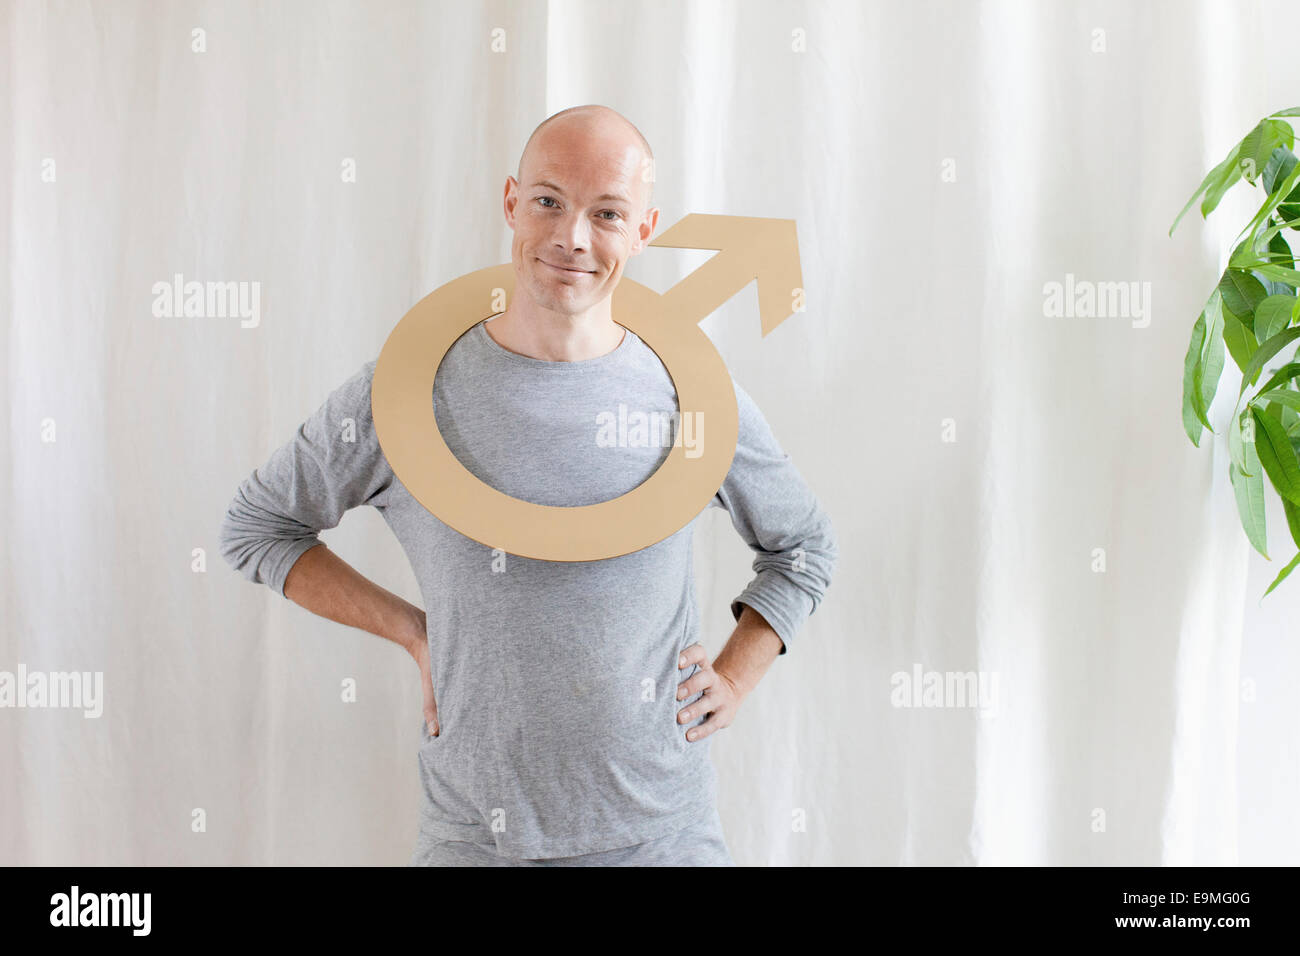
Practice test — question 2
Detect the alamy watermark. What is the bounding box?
[50,886,150,935]
[595,404,703,458]
[1043,273,1151,328]
[890,663,999,718]
[151,273,260,328]
[0,664,103,718]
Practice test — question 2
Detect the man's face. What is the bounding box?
[504,131,657,318]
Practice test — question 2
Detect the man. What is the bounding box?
[218,104,837,866]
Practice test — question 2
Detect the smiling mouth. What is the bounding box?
[539,259,593,277]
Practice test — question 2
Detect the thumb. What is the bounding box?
[425,693,440,737]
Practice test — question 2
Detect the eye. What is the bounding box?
[537,196,559,208]
[598,210,621,221]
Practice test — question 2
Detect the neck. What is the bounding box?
[484,300,625,362]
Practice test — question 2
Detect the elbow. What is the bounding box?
[218,504,321,593]
[792,518,838,611]
[798,509,838,580]
[215,496,276,584]
[216,507,252,577]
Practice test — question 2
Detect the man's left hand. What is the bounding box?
[676,643,745,742]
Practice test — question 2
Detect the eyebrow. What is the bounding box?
[530,180,631,205]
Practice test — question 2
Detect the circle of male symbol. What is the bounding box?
[371,263,739,561]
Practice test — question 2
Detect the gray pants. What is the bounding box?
[409,805,736,867]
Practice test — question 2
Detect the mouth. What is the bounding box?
[538,258,594,277]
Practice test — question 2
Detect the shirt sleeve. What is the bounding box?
[217,360,396,598]
[708,376,838,655]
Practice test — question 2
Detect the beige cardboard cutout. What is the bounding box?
[371,214,802,561]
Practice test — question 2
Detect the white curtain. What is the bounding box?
[4,0,1297,866]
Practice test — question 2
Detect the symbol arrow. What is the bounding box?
[648,214,804,337]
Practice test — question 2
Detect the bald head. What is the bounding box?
[516,105,654,212]
[504,105,662,320]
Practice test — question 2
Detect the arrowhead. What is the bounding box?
[649,214,805,336]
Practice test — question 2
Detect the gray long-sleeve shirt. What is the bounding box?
[218,318,837,858]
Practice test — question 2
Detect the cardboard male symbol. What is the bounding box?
[370,214,804,561]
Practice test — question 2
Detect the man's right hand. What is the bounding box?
[280,544,440,737]
[405,616,440,738]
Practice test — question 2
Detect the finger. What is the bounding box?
[425,697,440,737]
[686,717,721,742]
[677,643,709,671]
[685,704,732,742]
[677,683,720,728]
[676,665,716,701]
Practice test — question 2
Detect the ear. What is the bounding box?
[503,176,520,226]
[631,206,659,255]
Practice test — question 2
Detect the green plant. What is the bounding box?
[1173,108,1300,598]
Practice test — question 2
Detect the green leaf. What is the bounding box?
[1231,452,1269,558]
[1204,158,1248,214]
[1238,120,1293,184]
[1255,294,1298,341]
[1255,361,1300,396]
[1237,215,1300,263]
[1250,404,1300,505]
[1221,303,1259,372]
[1272,230,1295,268]
[1263,146,1300,227]
[1183,290,1225,442]
[1262,146,1296,194]
[1233,153,1300,249]
[1265,395,1285,425]
[1284,496,1300,550]
[1262,551,1300,598]
[1199,295,1226,416]
[1229,406,1250,474]
[1238,326,1300,396]
[1259,387,1300,413]
[1284,201,1300,230]
[1218,270,1268,326]
[1266,107,1300,118]
[1182,301,1212,443]
[1170,144,1242,236]
[1252,263,1300,286]
[1264,232,1297,294]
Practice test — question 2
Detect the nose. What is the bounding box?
[550,209,592,258]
